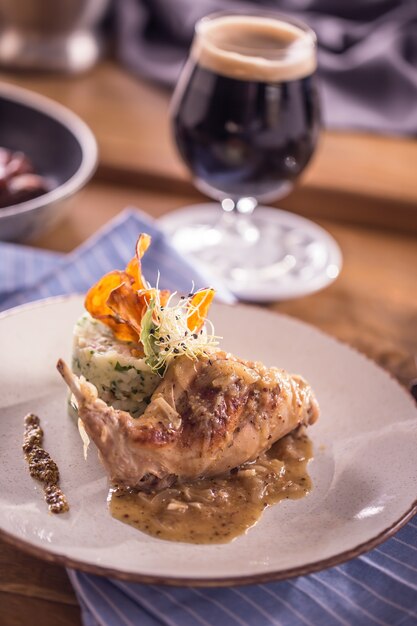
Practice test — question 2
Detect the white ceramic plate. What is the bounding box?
[0,295,416,585]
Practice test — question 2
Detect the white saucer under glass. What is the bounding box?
[160,204,341,302]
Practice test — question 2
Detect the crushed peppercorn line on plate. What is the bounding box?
[57,233,319,543]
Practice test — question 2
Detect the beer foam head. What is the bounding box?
[193,14,317,82]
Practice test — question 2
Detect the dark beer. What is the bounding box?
[172,14,320,201]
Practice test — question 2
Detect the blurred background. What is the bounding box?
[110,0,417,135]
[0,0,416,247]
[1,0,416,134]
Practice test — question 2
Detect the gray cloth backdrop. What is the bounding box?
[113,0,417,136]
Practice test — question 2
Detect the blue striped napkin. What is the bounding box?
[0,209,234,311]
[1,208,416,626]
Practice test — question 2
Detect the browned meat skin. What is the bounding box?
[57,351,319,489]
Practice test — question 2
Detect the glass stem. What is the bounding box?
[219,197,260,244]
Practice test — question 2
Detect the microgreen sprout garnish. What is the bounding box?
[140,290,220,376]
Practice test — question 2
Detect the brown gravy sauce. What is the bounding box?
[109,431,312,544]
[23,413,69,514]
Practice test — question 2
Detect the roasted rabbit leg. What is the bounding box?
[57,351,319,489]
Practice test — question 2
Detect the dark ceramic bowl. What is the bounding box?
[0,82,97,241]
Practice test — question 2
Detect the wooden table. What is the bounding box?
[1,62,416,626]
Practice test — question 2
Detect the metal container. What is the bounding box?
[0,0,110,72]
[0,82,97,241]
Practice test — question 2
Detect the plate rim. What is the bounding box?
[1,500,416,587]
[0,294,416,587]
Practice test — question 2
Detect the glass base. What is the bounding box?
[159,204,342,302]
